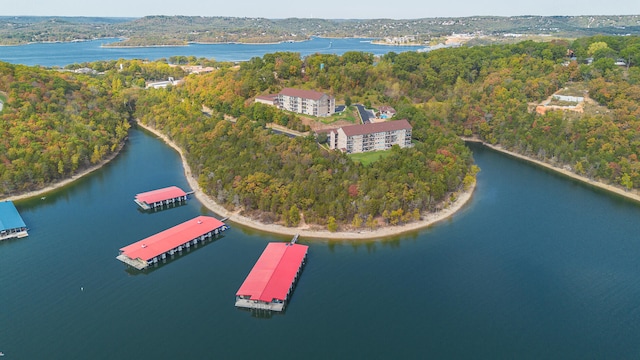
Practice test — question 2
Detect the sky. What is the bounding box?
[5,0,640,19]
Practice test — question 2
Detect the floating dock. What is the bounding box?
[117,216,228,270]
[134,186,191,210]
[235,240,308,312]
[0,201,28,241]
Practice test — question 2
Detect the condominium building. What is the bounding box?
[277,88,335,117]
[329,119,413,153]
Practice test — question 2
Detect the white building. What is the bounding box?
[552,95,584,103]
[146,77,181,89]
[277,88,335,117]
[329,119,413,153]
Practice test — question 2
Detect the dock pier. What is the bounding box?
[134,186,189,211]
[235,241,308,312]
[117,216,229,270]
[0,201,28,241]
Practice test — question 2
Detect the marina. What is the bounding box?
[235,237,308,312]
[117,215,229,270]
[3,39,640,359]
[0,201,28,241]
[134,186,191,210]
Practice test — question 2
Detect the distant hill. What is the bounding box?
[1,15,639,46]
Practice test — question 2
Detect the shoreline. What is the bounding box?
[371,41,425,47]
[463,137,640,204]
[136,120,476,240]
[1,141,126,202]
[103,38,312,48]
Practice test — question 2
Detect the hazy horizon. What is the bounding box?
[5,0,640,20]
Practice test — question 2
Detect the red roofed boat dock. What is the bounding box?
[235,238,308,312]
[134,186,192,210]
[117,216,229,270]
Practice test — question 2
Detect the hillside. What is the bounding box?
[1,15,639,46]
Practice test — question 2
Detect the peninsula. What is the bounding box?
[136,120,475,240]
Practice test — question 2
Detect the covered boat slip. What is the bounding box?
[134,186,191,210]
[236,242,308,312]
[0,201,28,241]
[117,216,228,270]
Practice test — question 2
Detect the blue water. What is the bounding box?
[1,42,640,359]
[1,129,640,359]
[0,37,420,67]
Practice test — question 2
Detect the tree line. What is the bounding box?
[0,58,186,196]
[4,34,639,228]
[0,62,130,195]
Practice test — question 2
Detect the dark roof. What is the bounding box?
[341,119,412,137]
[0,201,26,231]
[279,88,329,101]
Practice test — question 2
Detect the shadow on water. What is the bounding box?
[135,201,189,214]
[0,236,25,247]
[122,234,226,276]
[235,307,284,319]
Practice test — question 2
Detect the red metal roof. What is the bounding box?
[120,216,225,261]
[236,242,308,302]
[341,119,412,137]
[135,186,187,204]
[279,87,329,101]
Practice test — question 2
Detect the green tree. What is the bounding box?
[587,41,610,57]
[621,173,633,191]
[288,205,300,227]
[366,214,377,230]
[352,214,363,228]
[327,216,338,232]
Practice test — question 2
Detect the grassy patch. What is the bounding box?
[556,83,589,97]
[348,150,391,166]
[296,105,360,126]
[313,106,358,124]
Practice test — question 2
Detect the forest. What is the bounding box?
[0,59,184,195]
[2,34,640,230]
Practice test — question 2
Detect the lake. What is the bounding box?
[1,42,640,359]
[0,37,421,67]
